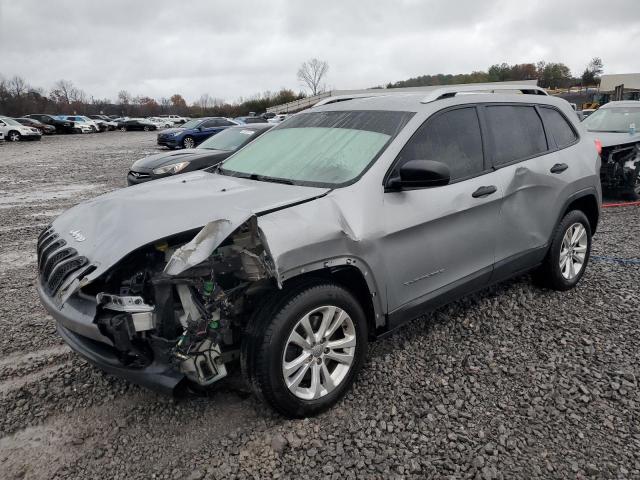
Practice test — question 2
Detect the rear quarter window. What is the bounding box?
[485,105,548,167]
[539,107,578,148]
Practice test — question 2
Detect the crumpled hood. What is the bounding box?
[586,130,640,148]
[50,171,329,281]
[131,149,227,172]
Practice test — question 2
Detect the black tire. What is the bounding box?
[182,136,195,149]
[242,281,368,418]
[535,210,592,291]
[7,130,21,142]
[120,126,127,132]
[143,126,150,132]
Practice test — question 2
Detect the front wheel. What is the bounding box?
[7,131,21,142]
[143,126,150,131]
[243,282,368,418]
[536,210,591,291]
[182,136,195,149]
[119,126,127,132]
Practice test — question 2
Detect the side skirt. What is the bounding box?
[380,245,548,337]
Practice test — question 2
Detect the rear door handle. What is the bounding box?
[550,163,569,174]
[472,185,497,198]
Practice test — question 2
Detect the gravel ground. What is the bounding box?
[0,132,639,479]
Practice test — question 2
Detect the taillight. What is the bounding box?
[594,139,602,156]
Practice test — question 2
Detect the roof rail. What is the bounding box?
[313,92,391,108]
[420,84,548,103]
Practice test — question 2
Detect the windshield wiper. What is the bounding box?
[213,168,294,184]
[249,174,294,185]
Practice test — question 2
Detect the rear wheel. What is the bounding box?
[182,136,195,149]
[7,131,20,142]
[536,210,591,291]
[243,281,368,417]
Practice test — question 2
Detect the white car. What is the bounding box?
[267,113,290,124]
[160,114,188,125]
[64,116,102,133]
[147,117,173,129]
[0,116,42,141]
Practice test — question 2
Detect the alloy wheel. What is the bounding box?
[8,132,20,142]
[183,137,195,149]
[559,223,588,280]
[282,305,356,400]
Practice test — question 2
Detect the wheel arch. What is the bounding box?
[280,261,383,339]
[561,189,600,235]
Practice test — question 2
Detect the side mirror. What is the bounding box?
[387,160,450,190]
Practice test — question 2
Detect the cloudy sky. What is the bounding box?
[1,0,639,104]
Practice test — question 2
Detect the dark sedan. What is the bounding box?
[156,117,238,149]
[120,118,157,131]
[14,117,56,135]
[23,114,75,134]
[128,123,273,185]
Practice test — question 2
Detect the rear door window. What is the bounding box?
[396,107,485,181]
[485,105,548,167]
[539,107,578,148]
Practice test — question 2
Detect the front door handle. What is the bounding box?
[550,163,569,174]
[472,185,497,198]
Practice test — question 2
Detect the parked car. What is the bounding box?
[234,116,269,124]
[147,117,173,129]
[582,100,640,199]
[156,117,238,149]
[88,115,118,130]
[24,114,75,134]
[14,117,56,135]
[120,118,157,131]
[58,115,99,133]
[268,113,290,124]
[0,116,42,141]
[581,109,597,118]
[128,123,273,185]
[35,85,601,417]
[159,114,188,125]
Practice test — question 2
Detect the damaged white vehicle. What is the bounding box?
[37,84,601,417]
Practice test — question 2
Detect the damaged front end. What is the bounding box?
[40,217,277,392]
[600,142,640,198]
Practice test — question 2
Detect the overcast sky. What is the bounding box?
[1,0,639,104]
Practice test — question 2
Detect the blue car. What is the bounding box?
[156,117,238,149]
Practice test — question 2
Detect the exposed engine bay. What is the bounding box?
[600,142,640,199]
[83,218,275,388]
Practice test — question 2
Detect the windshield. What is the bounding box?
[199,127,258,151]
[220,110,413,186]
[181,119,202,129]
[2,117,23,126]
[583,106,640,132]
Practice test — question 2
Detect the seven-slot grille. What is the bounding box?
[37,226,89,296]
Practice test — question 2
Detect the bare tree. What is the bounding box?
[297,58,329,96]
[196,93,214,112]
[51,79,76,104]
[117,90,132,105]
[9,76,28,97]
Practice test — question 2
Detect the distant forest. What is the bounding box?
[386,58,604,90]
[0,58,603,117]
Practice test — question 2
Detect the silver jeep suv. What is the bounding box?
[37,84,601,417]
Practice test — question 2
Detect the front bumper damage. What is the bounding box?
[37,284,184,393]
[600,142,640,198]
[37,216,273,394]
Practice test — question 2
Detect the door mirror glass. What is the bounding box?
[388,160,450,190]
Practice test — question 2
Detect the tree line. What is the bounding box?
[386,58,604,90]
[0,75,306,118]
